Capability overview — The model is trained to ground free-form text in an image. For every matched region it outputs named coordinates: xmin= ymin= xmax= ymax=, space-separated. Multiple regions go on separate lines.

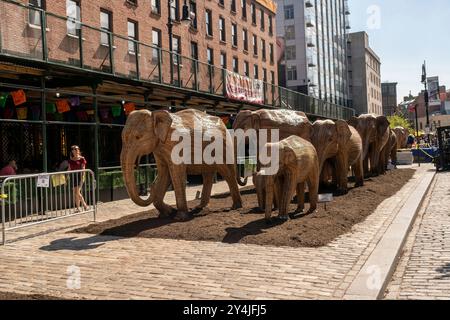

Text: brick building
xmin=3 ymin=0 xmax=278 ymax=85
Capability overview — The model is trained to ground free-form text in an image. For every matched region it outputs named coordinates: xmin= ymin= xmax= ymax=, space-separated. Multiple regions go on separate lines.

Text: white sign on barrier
xmin=318 ymin=194 xmax=333 ymax=203
xmin=37 ymin=175 xmax=50 ymax=188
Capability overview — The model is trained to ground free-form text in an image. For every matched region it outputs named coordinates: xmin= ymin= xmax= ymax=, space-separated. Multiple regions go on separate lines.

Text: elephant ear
xmin=376 ymin=116 xmax=390 ymax=135
xmin=336 ymin=120 xmax=352 ymax=147
xmin=251 ymin=113 xmax=261 ymax=130
xmin=348 ymin=116 xmax=359 ymax=128
xmin=233 ymin=110 xmax=251 ymax=130
xmin=153 ymin=110 xmax=173 ymax=142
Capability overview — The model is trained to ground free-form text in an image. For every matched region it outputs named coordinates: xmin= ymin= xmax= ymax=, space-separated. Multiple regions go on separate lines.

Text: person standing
xmin=68 ymin=145 xmax=88 ymax=212
xmin=0 ymin=160 xmax=18 ymax=176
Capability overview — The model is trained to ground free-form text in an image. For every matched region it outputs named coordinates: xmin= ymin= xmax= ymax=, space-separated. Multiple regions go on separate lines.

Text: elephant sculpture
xmin=349 ymin=114 xmax=390 ymax=176
xmin=254 ymin=135 xmax=319 ymax=221
xmin=121 ymin=109 xmax=242 ymax=221
xmin=233 ymin=109 xmax=312 ymax=141
xmin=233 ymin=109 xmax=313 ymax=186
xmin=310 ymin=119 xmax=352 ymax=194
xmin=393 ymin=126 xmax=409 ymax=149
xmin=383 ymin=129 xmax=398 ymax=170
xmin=317 ymin=122 xmax=364 ymax=193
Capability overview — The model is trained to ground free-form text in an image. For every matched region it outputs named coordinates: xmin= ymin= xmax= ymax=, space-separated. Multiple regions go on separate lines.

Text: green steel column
xmin=93 ymin=84 xmax=99 ymax=202
xmin=41 ymin=77 xmax=47 ymax=172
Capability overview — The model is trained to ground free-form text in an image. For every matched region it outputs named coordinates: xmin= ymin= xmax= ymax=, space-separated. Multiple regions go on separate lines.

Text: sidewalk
xmin=0 ymin=165 xmax=434 ymax=300
xmin=385 ymin=170 xmax=450 ymax=300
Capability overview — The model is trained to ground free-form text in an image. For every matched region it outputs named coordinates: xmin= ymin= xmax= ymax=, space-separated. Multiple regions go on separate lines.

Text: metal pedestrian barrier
xmin=1 ymin=169 xmax=97 ymax=245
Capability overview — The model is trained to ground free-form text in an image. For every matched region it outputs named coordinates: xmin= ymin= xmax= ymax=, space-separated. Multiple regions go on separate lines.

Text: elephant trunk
xmin=121 ymin=147 xmax=155 ymax=207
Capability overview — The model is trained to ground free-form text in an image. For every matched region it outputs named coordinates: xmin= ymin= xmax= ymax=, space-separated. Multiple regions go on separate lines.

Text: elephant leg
xmin=307 ymin=167 xmax=319 ymax=214
xmin=169 ymin=165 xmax=189 ymax=221
xmin=198 ymin=173 xmax=214 ymax=209
xmin=337 ymin=153 xmax=350 ymax=194
xmin=218 ymin=164 xmax=243 ymax=209
xmin=152 ymin=163 xmax=175 ymax=218
xmin=296 ymin=182 xmax=305 ymax=213
xmin=273 ymin=177 xmax=280 ymax=210
xmin=354 ymin=155 xmax=364 ymax=187
xmin=369 ymin=147 xmax=380 ymax=176
xmin=363 ymin=157 xmax=370 ymax=178
xmin=278 ymin=172 xmax=295 ymax=220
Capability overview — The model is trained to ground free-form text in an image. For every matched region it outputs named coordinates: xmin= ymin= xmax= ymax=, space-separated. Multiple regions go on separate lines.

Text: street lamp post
xmin=421 ymin=60 xmax=430 ymax=136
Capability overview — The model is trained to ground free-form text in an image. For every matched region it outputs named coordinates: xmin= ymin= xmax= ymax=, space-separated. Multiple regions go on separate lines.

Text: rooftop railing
xmin=0 ymin=0 xmax=355 ymax=120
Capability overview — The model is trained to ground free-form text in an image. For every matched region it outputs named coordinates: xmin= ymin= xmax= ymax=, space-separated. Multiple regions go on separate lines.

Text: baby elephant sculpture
xmin=255 ymin=136 xmax=319 ymax=221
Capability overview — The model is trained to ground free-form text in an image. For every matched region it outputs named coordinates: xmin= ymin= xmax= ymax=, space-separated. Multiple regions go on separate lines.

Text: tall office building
xmin=347 ymin=31 xmax=382 ymax=115
xmin=382 ymin=82 xmax=398 ymax=116
xmin=275 ymin=0 xmax=351 ymax=107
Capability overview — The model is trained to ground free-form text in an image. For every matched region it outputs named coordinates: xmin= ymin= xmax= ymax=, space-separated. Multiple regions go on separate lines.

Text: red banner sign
xmin=225 ymin=71 xmax=264 ymax=105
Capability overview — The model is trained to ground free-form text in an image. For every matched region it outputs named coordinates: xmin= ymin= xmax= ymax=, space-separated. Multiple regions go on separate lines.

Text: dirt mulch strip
xmin=0 ymin=292 xmax=62 ymax=300
xmin=74 ymin=169 xmax=415 ymax=248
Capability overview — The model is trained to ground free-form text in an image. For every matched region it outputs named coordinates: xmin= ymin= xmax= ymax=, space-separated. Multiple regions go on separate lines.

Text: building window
xmin=233 ymin=56 xmax=239 ymax=73
xmin=29 ymin=0 xmax=45 ymax=26
xmin=152 ymin=28 xmax=161 ymax=61
xmin=244 ymin=61 xmax=249 ymax=77
xmin=268 ymin=15 xmax=273 ymax=35
xmin=260 ymin=9 xmax=264 ymax=30
xmin=220 ymin=52 xmax=227 ymax=69
xmin=284 ymin=5 xmax=294 ymax=20
xmin=219 ymin=17 xmax=226 ymax=41
xmin=205 ymin=9 xmax=213 ymax=36
xmin=151 ymin=0 xmax=160 ymax=14
xmin=128 ymin=20 xmax=138 ymax=53
xmin=271 ymin=71 xmax=275 ymax=84
xmin=219 ymin=0 xmax=224 ymax=6
xmin=170 ymin=0 xmax=180 ymax=20
xmin=231 ymin=0 xmax=236 ymax=12
xmin=207 ymin=48 xmax=214 ymax=65
xmin=287 ymin=65 xmax=297 ymax=81
xmin=231 ymin=23 xmax=238 ymax=47
xmin=251 ymin=2 xmax=256 ymax=25
xmin=263 ymin=68 xmax=267 ymax=82
xmin=173 ymin=35 xmax=181 ymax=65
xmin=243 ymin=29 xmax=248 ymax=51
xmin=285 ymin=25 xmax=295 ymax=40
xmin=252 ymin=34 xmax=258 ymax=56
xmin=191 ymin=41 xmax=198 ymax=60
xmin=253 ymin=64 xmax=259 ymax=79
xmin=261 ymin=39 xmax=266 ymax=60
xmin=66 ymin=0 xmax=81 ymax=36
xmin=269 ymin=43 xmax=274 ymax=63
xmin=242 ymin=0 xmax=247 ymax=19
xmin=190 ymin=1 xmax=197 ymax=29
xmin=100 ymin=10 xmax=112 ymax=46
xmin=285 ymin=46 xmax=296 ymax=60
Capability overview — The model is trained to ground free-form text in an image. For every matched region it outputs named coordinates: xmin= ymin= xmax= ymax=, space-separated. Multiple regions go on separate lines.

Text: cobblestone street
xmin=385 ymin=171 xmax=450 ymax=300
xmin=0 ymin=165 xmax=437 ymax=300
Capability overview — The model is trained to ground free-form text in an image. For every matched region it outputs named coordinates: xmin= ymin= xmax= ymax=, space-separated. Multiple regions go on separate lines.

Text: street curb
xmin=343 ymin=169 xmax=436 ymax=300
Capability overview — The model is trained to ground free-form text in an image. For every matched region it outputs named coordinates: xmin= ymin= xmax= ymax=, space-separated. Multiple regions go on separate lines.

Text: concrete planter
xmin=397 ymin=150 xmax=414 ymax=165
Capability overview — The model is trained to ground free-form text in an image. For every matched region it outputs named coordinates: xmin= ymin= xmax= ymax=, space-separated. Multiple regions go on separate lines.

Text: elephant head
xmin=120 ymin=110 xmax=173 ymax=207
xmin=232 ymin=110 xmax=261 ymax=132
xmin=311 ymin=120 xmax=348 ymax=173
xmin=348 ymin=115 xmax=377 ymax=160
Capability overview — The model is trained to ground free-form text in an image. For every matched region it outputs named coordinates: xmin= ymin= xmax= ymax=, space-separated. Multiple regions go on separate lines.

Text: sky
xmin=348 ymin=0 xmax=450 ymax=103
